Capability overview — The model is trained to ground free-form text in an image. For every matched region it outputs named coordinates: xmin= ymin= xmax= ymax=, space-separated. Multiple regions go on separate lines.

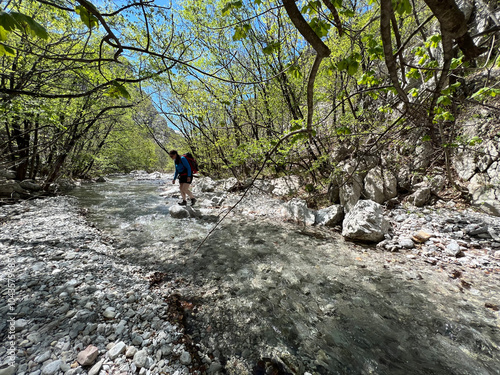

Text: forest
xmin=1 ymin=0 xmax=499 ymax=202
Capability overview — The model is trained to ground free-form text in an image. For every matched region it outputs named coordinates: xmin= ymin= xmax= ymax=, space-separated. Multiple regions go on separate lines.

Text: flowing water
xmin=70 ymin=176 xmax=500 ymax=375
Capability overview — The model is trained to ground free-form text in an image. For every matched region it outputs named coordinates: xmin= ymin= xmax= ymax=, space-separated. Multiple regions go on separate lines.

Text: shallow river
xmin=70 ymin=176 xmax=500 ymax=375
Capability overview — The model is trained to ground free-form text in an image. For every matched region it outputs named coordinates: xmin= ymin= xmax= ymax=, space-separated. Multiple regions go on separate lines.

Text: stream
xmin=69 ymin=176 xmax=500 ymax=375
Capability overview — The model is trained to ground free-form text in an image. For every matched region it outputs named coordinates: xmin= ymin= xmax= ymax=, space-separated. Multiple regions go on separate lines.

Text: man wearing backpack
xmin=169 ymin=150 xmax=197 ymax=206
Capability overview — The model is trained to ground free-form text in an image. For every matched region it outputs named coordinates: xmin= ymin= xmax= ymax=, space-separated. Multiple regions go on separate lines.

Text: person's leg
xmin=179 ymin=183 xmax=187 ymax=201
xmin=184 ymin=184 xmax=195 ymax=199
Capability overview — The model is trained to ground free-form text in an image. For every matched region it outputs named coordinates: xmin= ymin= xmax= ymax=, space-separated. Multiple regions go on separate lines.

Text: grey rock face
xmin=315 ymin=205 xmax=344 ymax=227
xmin=469 ymin=174 xmax=500 ymax=216
xmin=363 ymin=167 xmax=398 ymax=204
xmin=179 ymin=351 xmax=192 ymax=365
xmin=342 ymin=200 xmax=390 ymax=242
xmin=409 ymin=187 xmax=431 ymax=207
xmin=284 ymin=199 xmax=316 ymax=226
xmin=0 ymin=169 xmax=16 ymax=179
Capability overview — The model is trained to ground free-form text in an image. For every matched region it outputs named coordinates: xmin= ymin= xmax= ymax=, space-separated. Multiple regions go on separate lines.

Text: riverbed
xmin=1 ymin=175 xmax=499 ymax=375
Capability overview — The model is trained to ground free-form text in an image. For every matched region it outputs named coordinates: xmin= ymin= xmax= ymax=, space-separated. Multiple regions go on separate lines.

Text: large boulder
xmin=315 ymin=205 xmax=344 ymax=227
xmin=197 ymin=177 xmax=216 ymax=192
xmin=20 ymin=180 xmax=42 ymax=191
xmin=363 ymin=167 xmax=397 ymax=203
xmin=408 ymin=186 xmax=431 ymax=207
xmin=342 ymin=200 xmax=389 ymax=242
xmin=0 ymin=180 xmax=28 ymax=197
xmin=284 ymin=199 xmax=315 ymax=226
xmin=169 ymin=205 xmax=191 ymax=219
xmin=469 ymin=173 xmax=500 ymax=216
xmin=270 ymin=176 xmax=301 ymax=196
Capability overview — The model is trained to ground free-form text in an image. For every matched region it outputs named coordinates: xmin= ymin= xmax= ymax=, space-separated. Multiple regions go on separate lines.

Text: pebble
xmin=108 ymin=341 xmax=126 ymax=360
xmin=180 ymin=351 xmax=192 ymax=365
xmin=41 ymin=360 xmax=61 ymax=375
xmin=446 ymin=241 xmax=462 ymax=257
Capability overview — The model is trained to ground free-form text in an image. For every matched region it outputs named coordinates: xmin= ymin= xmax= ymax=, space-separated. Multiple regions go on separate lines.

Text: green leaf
xmin=254 ymin=0 xmax=262 ymax=4
xmin=232 ymin=24 xmax=251 ymax=41
xmin=309 ymin=17 xmax=330 ymax=38
xmin=106 ymin=81 xmax=131 ymax=99
xmin=421 ymin=135 xmax=431 ymax=142
xmin=288 ymin=65 xmax=302 ymax=79
xmin=0 ymin=26 xmax=8 ymax=41
xmin=222 ymin=1 xmax=243 ymax=15
xmin=0 ymin=43 xmax=16 ymax=57
xmin=10 ymin=12 xmax=48 ymax=39
xmin=0 ymin=12 xmax=17 ymax=33
xmin=75 ymin=6 xmax=99 ymax=29
xmin=409 ymin=88 xmax=419 ymax=97
xmin=263 ymin=42 xmax=280 ymax=55
xmin=436 ymin=95 xmax=451 ymax=106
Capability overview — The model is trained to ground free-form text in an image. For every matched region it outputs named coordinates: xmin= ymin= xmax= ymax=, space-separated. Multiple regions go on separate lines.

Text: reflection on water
xmin=70 ymin=177 xmax=500 ymax=375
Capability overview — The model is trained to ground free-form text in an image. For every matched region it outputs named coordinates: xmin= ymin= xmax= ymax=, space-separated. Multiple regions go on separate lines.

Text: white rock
xmin=363 ymin=167 xmax=397 ymax=204
xmin=103 ymin=307 xmax=116 ymax=319
xmin=315 ymin=205 xmax=344 ymax=226
xmin=108 ymin=341 xmax=126 ymax=360
xmin=134 ymin=349 xmax=148 ymax=368
xmin=284 ymin=199 xmax=315 ymax=225
xmin=126 ymin=346 xmax=138 ymax=358
xmin=88 ymin=359 xmax=104 ymax=375
xmin=168 ymin=205 xmax=190 ymax=219
xmin=409 ymin=187 xmax=431 ymax=207
xmin=0 ymin=366 xmax=16 ymax=375
xmin=341 ymin=200 xmax=390 ymax=242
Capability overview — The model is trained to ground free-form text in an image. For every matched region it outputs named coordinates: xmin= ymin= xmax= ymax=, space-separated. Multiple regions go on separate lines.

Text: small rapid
xmin=70 ymin=176 xmax=500 ymax=375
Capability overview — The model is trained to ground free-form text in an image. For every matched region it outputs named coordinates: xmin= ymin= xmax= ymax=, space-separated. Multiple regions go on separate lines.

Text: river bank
xmin=1 ymin=175 xmax=500 ymax=375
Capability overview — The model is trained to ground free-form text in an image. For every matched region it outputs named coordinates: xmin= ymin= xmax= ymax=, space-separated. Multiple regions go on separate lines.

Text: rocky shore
xmin=1 ymin=173 xmax=499 ymax=375
xmin=0 ymin=196 xmax=216 ymax=375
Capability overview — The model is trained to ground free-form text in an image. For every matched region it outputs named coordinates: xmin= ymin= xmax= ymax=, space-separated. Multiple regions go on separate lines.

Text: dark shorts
xmin=179 ymin=175 xmax=192 ymax=184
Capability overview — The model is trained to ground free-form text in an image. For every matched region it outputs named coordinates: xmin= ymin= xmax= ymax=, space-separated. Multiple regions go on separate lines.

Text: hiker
xmin=169 ymin=150 xmax=196 ymax=206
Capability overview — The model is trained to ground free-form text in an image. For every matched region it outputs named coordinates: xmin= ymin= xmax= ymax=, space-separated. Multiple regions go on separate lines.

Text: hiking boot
xmin=191 ymin=198 xmax=197 ymax=206
xmin=178 ymin=200 xmax=187 ymax=206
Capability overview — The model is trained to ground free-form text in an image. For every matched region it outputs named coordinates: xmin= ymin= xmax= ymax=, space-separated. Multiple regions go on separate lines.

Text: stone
xmin=446 ymin=241 xmax=462 ymax=257
xmin=35 ymin=350 xmax=52 ymax=363
xmin=494 ymin=250 xmax=500 ymax=259
xmin=169 ymin=205 xmax=190 ymax=219
xmin=409 ymin=187 xmax=431 ymax=207
xmin=269 ymin=176 xmax=300 ymax=196
xmin=469 ymin=174 xmax=500 ymax=216
xmin=208 ymin=362 xmax=223 ymax=374
xmin=363 ymin=167 xmax=397 ymax=204
xmin=426 ymin=175 xmax=446 ymax=194
xmin=20 ymin=180 xmax=42 ymax=191
xmin=399 ymin=238 xmax=415 ymax=249
xmin=284 ymin=199 xmax=315 ymax=225
xmin=0 ymin=366 xmax=16 ymax=375
xmin=315 ymin=205 xmax=344 ymax=227
xmin=88 ymin=359 xmax=104 ymax=375
xmin=103 ymin=307 xmax=116 ymax=319
xmin=341 ymin=200 xmax=390 ymax=242
xmin=339 ymin=166 xmax=363 ymax=213
xmin=126 ymin=346 xmax=138 ymax=358
xmin=96 ymin=176 xmax=106 ymax=183
xmin=179 ymin=351 xmax=192 ymax=365
xmin=0 ymin=169 xmax=16 ymax=179
xmin=77 ymin=345 xmax=99 ymax=366
xmin=412 ymin=230 xmax=432 ymax=243
xmin=108 ymin=341 xmax=126 ymax=360
xmin=41 ymin=360 xmax=62 ymax=375
xmin=198 ymin=177 xmax=216 ymax=192
xmin=134 ymin=350 xmax=148 ymax=368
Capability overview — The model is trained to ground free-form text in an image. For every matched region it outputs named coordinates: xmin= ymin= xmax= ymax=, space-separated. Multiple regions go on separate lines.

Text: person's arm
xmin=173 ymin=164 xmax=178 ymax=182
xmin=181 ymin=156 xmax=192 ymax=177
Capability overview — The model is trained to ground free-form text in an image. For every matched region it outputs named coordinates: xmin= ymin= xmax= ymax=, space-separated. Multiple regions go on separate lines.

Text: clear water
xmin=70 ymin=176 xmax=500 ymax=375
